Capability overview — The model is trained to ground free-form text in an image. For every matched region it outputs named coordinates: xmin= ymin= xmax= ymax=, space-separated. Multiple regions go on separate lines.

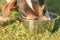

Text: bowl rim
xmin=19 ymin=12 xmax=59 ymax=22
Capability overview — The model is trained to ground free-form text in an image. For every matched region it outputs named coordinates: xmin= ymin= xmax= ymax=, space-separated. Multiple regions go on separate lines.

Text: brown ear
xmin=2 ymin=4 xmax=12 ymax=19
xmin=2 ymin=4 xmax=9 ymax=19
xmin=2 ymin=0 xmax=16 ymax=19
xmin=2 ymin=6 xmax=11 ymax=19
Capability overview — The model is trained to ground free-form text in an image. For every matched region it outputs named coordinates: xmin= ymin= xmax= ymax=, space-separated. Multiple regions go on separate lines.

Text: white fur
xmin=26 ymin=0 xmax=34 ymax=11
xmin=0 ymin=16 xmax=9 ymax=21
xmin=6 ymin=0 xmax=11 ymax=3
xmin=45 ymin=11 xmax=51 ymax=20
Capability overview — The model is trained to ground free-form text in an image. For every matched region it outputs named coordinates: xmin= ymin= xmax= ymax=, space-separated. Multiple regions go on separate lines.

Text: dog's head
xmin=2 ymin=0 xmax=48 ymax=20
xmin=17 ymin=0 xmax=46 ymax=20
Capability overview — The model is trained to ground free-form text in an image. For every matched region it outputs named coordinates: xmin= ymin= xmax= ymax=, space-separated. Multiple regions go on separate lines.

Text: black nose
xmin=38 ymin=0 xmax=44 ymax=6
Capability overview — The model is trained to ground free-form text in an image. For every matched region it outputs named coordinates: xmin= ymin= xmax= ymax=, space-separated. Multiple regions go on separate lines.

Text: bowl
xmin=20 ymin=12 xmax=59 ymax=34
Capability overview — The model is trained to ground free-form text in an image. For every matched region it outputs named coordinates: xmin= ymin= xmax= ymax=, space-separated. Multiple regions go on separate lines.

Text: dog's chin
xmin=6 ymin=0 xmax=11 ymax=3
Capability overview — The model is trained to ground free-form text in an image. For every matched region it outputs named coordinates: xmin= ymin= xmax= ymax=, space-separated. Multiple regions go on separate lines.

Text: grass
xmin=0 ymin=0 xmax=60 ymax=40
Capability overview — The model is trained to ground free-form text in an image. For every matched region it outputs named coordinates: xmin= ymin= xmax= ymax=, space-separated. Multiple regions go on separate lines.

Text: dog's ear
xmin=2 ymin=0 xmax=16 ymax=19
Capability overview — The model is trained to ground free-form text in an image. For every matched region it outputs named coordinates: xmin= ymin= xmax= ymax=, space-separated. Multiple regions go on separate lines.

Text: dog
xmin=1 ymin=0 xmax=50 ymax=20
xmin=17 ymin=0 xmax=50 ymax=20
